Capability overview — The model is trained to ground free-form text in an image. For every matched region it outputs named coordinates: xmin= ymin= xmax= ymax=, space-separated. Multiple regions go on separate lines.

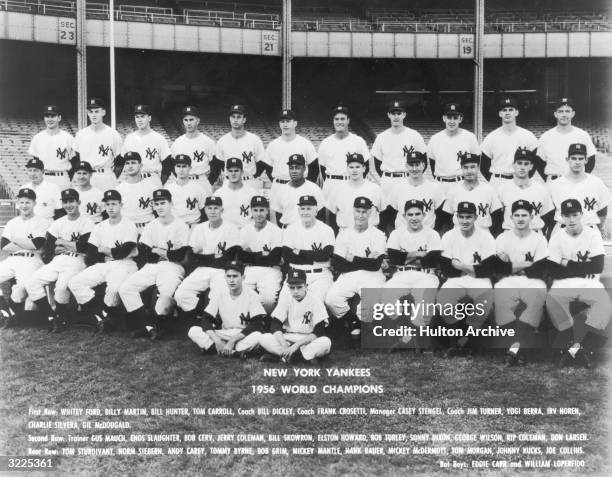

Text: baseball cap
xmin=353 ymin=196 xmax=373 ymax=209
xmin=511 ymin=200 xmax=533 ymax=214
xmin=174 ymin=154 xmax=191 ymax=166
xmin=26 ymin=157 xmax=44 ymax=170
xmin=87 ymin=98 xmax=105 ymax=109
xmin=404 ymin=199 xmax=424 ymax=212
xmin=204 ymin=196 xmax=222 ymax=207
xmin=74 ymin=161 xmax=93 ymax=173
xmin=333 ymin=105 xmax=350 ymax=117
xmin=568 ymin=143 xmax=587 ymax=156
xmin=279 ymin=109 xmax=296 ymax=120
xmin=225 ymin=261 xmax=245 ymax=274
xmin=460 ymin=152 xmax=480 ymax=165
xmin=499 ymin=97 xmax=518 ymax=110
xmin=226 ymin=157 xmax=243 ymax=170
xmin=556 ymin=97 xmax=574 ymax=110
xmin=251 ymin=195 xmax=269 ymax=208
xmin=444 ymin=103 xmax=462 ymax=116
xmin=133 ymin=104 xmax=150 ymax=115
xmin=102 ymin=189 xmax=121 ymax=202
xmin=287 ymin=154 xmax=306 ymax=166
xmin=561 ymin=198 xmax=582 ymax=215
xmin=346 ymin=153 xmax=365 ymax=165
xmin=406 ymin=151 xmax=426 ymax=164
xmin=514 ymin=148 xmax=535 ymax=162
xmin=229 ymin=104 xmax=245 ymax=115
xmin=123 ymin=151 xmax=142 ymax=163
xmin=298 ymin=195 xmax=317 ymax=207
xmin=43 ymin=105 xmax=60 ymax=115
xmin=152 ymin=189 xmax=171 ymax=202
xmin=61 ymin=189 xmax=79 ymax=202
xmin=457 ymin=201 xmax=477 ymax=215
xmin=286 ymin=268 xmax=307 ymax=284
xmin=17 ymin=188 xmax=36 ymax=200
xmin=182 ymin=105 xmax=200 ymax=118
xmin=388 ymin=100 xmax=406 ymax=113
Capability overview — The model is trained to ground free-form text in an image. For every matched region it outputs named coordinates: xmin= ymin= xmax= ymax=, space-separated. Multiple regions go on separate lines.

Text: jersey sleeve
xmin=585 ymin=134 xmax=597 ymax=158
xmin=262 ymin=142 xmax=274 ymax=167
xmin=468 ymin=131 xmax=481 ymax=154
xmin=311 ymin=297 xmax=329 ymax=326
xmin=304 ymin=138 xmax=317 ymax=164
xmin=139 ymin=223 xmax=154 ymax=247
xmin=432 ymin=182 xmax=445 ymax=209
xmin=370 ymin=135 xmax=382 ymax=160
xmin=47 ymin=219 xmax=61 ymax=239
xmin=547 ymin=234 xmax=563 ymax=264
xmin=373 ymin=229 xmax=388 ymax=256
xmin=495 ymin=233 xmax=507 ymax=254
xmin=326 ymin=187 xmax=339 ymax=213
xmin=225 ymin=224 xmax=241 ymax=249
xmin=271 ymin=291 xmax=289 ymax=324
xmin=254 ymin=135 xmax=265 ymax=162
xmin=125 ymin=220 xmax=139 ymax=243
xmin=539 ymin=185 xmax=554 ymax=215
xmin=214 ymin=138 xmax=226 ymax=161
xmin=442 ymin=186 xmax=456 ymax=214
xmin=112 ymin=130 xmax=123 ymax=158
xmin=204 ymin=288 xmax=220 ymax=317
xmin=481 ymin=232 xmax=496 ymax=259
xmin=387 ymin=183 xmax=400 ymax=211
xmin=334 ymin=230 xmax=349 ymax=256
xmin=27 ymin=136 xmax=37 ymax=156
xmin=533 ymin=234 xmax=548 ymax=262
xmin=440 ymin=231 xmax=453 ymax=258
xmin=269 ymin=223 xmax=282 ymax=248
xmin=526 ymin=130 xmax=539 ymax=151
xmin=596 ymin=178 xmax=612 ymax=211
xmin=489 ymin=186 xmax=502 ymax=212
xmin=386 ymin=230 xmax=400 ymax=251
xmin=317 ymin=139 xmax=329 ymax=168
xmin=188 ymin=225 xmax=203 ymax=251
xmin=270 ymin=186 xmax=283 ymax=213
xmin=413 ymin=131 xmax=427 ymax=153
xmin=313 ymin=184 xmax=326 ymax=211
xmin=238 ymin=226 xmax=250 ymax=248
xmin=88 ymin=224 xmax=101 ymax=247
xmin=357 ymin=136 xmax=372 ymax=160
xmin=428 ymin=230 xmax=443 ymax=251
xmin=589 ymin=229 xmax=605 ymax=256
xmin=248 ymin=291 xmax=266 ymax=317
xmin=480 ymin=132 xmax=493 ymax=157
xmin=2 ymin=220 xmax=14 ymax=241
xmin=321 ymin=224 xmax=335 ymax=247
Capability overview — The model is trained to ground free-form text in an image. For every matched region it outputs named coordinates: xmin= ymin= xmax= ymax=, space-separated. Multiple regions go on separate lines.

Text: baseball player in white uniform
xmin=212 ymin=104 xmax=265 ymax=190
xmin=71 ymin=161 xmax=105 ymax=224
xmin=237 ymin=196 xmax=283 ymax=313
xmin=169 ymin=105 xmax=216 ymax=195
xmin=68 ymin=190 xmax=138 ymax=330
xmin=165 ymin=154 xmax=207 ymax=228
xmin=497 ymin=148 xmax=554 ymax=235
xmin=0 ymin=188 xmax=48 ymax=326
xmin=260 ymin=109 xmax=319 ymax=204
xmin=437 ymin=201 xmax=496 ymax=355
xmin=24 ymin=189 xmax=93 ymax=332
xmin=388 ymin=151 xmax=444 ymax=232
xmin=325 ymin=197 xmax=386 ymax=340
xmin=493 ymin=200 xmax=548 ymax=365
xmin=427 ymin=103 xmax=480 ymax=194
xmin=549 ymin=143 xmax=611 ymax=237
xmin=173 ymin=196 xmax=240 ymax=322
xmin=480 ymin=97 xmax=538 ymax=187
xmin=187 ymin=261 xmax=265 ymax=357
xmin=22 ymin=157 xmax=62 ymax=221
xmin=121 ymin=104 xmax=171 ymax=186
xmin=546 ymin=199 xmax=612 ymax=369
xmin=119 ymin=189 xmax=190 ymax=340
xmin=214 ymin=157 xmax=257 ymax=230
xmin=72 ymin=98 xmax=122 ymax=191
xmin=326 ymin=153 xmax=382 ymax=232
xmin=270 ymin=154 xmax=325 ymax=227
xmin=318 ymin=105 xmax=371 ymax=200
xmin=116 ymin=151 xmax=157 ymax=231
xmin=259 ymin=269 xmax=331 ymax=363
xmin=281 ymin=195 xmax=335 ymax=302
xmin=536 ymin=98 xmax=597 ymax=180
xmin=28 ymin=104 xmax=73 ymax=189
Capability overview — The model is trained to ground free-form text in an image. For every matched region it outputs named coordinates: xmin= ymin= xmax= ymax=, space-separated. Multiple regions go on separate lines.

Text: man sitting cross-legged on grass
xmin=187 ymin=261 xmax=266 ymax=358
xmin=259 ymin=269 xmax=331 ymax=364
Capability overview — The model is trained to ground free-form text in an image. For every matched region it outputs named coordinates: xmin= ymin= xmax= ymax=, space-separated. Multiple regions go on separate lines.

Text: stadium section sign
xmin=459 ymin=34 xmax=474 ymax=58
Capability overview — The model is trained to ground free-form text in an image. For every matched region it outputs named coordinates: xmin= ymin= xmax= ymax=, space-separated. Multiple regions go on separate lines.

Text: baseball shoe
xmin=148 ymin=326 xmax=162 ymax=341
xmin=259 ymin=353 xmax=278 ymax=363
xmin=130 ymin=328 xmax=149 ymax=339
xmin=557 ymin=350 xmax=574 ymax=368
xmin=50 ymin=317 xmax=67 ymax=333
xmin=236 ymin=351 xmax=250 ymax=360
xmin=0 ymin=311 xmax=13 ymax=329
xmin=504 ymin=350 xmax=519 ymax=367
xmin=575 ymin=348 xmax=595 ymax=369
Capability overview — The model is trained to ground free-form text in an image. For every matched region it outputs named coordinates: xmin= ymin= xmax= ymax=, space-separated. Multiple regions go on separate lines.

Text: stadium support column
xmin=473 ymin=0 xmax=484 ymax=141
xmin=76 ymin=0 xmax=87 ymax=129
xmin=282 ymin=0 xmax=292 ymax=109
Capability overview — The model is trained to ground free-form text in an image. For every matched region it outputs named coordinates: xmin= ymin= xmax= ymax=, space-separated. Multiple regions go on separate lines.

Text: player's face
xmin=461 ymin=162 xmax=479 ymax=180
xmin=225 ymin=269 xmax=243 ymax=291
xmin=205 ymin=205 xmax=222 ymax=221
xmin=73 ymin=170 xmax=92 ymax=187
xmin=134 ymin=113 xmax=150 ymax=130
xmin=443 ymin=113 xmax=462 ymax=131
xmin=62 ymin=199 xmax=79 ymax=216
xmin=511 ymin=209 xmax=531 ymax=230
xmin=288 ymin=163 xmax=306 ymax=181
xmin=182 ymin=115 xmax=200 ymax=133
xmin=387 ymin=110 xmax=406 ymax=126
xmin=153 ymin=199 xmax=171 ymax=217
xmin=104 ymin=199 xmax=121 ymax=217
xmin=404 ymin=207 xmax=424 ymax=231
xmin=554 ymin=106 xmax=575 ymax=126
xmin=347 ymin=162 xmax=365 ymax=180
xmin=457 ymin=212 xmax=476 ymax=231
xmin=123 ymin=159 xmax=142 ymax=176
xmin=567 ymin=154 xmax=586 ymax=173
xmin=251 ymin=206 xmax=268 ymax=225
xmin=333 ymin=113 xmax=349 ymax=133
xmin=43 ymin=113 xmax=60 ymax=130
xmin=407 ymin=161 xmax=424 ymax=177
xmin=27 ymin=167 xmax=44 ymax=184
xmin=512 ymin=159 xmax=532 ymax=179
xmin=229 ymin=113 xmax=246 ymax=130
xmin=353 ymin=207 xmax=371 ymax=227
xmin=289 ymin=282 xmax=308 ymax=301
xmin=17 ymin=197 xmax=35 ymax=215
xmin=226 ymin=166 xmax=243 ymax=183
xmin=499 ymin=107 xmax=519 ymax=124
xmin=174 ymin=163 xmax=191 ymax=179
xmin=87 ymin=107 xmax=105 ymax=125
xmin=298 ymin=205 xmax=317 ymax=223
xmin=279 ymin=119 xmax=296 ymax=134
xmin=562 ymin=211 xmax=582 ymax=233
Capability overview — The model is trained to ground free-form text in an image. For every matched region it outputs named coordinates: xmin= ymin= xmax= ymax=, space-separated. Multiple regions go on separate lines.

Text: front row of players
xmin=0 ymin=184 xmax=610 ymax=368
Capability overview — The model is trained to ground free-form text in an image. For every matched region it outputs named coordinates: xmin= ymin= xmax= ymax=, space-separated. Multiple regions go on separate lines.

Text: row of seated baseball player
xmin=0 ymin=179 xmax=609 ymax=369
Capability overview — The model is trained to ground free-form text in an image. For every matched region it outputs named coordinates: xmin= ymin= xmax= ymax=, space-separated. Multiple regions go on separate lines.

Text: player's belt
xmin=61 ymin=252 xmax=81 ymax=258
xmin=10 ymin=251 xmax=35 ymax=257
xmin=135 ymin=222 xmax=149 ymax=229
xmin=396 ymin=265 xmax=432 ymax=274
xmin=273 ymin=178 xmax=290 ymax=184
xmin=93 ymin=167 xmax=106 ymax=174
xmin=303 ymin=268 xmax=324 ymax=274
xmin=547 ymin=174 xmax=561 ymax=181
xmin=44 ymin=170 xmax=67 ymax=176
xmin=492 ymin=173 xmax=513 ymax=179
xmin=326 ymin=174 xmax=347 ymax=180
xmin=188 ymin=174 xmax=205 ymax=180
xmin=434 ymin=175 xmax=462 ymax=182
xmin=242 ymin=174 xmax=254 ymax=181
xmin=382 ymin=171 xmax=408 ymax=177
xmin=142 ymin=171 xmax=160 ymax=178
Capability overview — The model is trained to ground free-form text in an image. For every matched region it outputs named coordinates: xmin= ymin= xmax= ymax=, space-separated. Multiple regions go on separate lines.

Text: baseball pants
xmin=87 ymin=170 xmax=117 ymax=192
xmin=546 ymin=278 xmax=612 ymax=332
xmin=25 ymin=255 xmax=86 ymax=305
xmin=325 ymin=270 xmax=386 ymax=319
xmin=243 ymin=265 xmax=282 ymax=313
xmin=380 ymin=175 xmax=408 ymax=209
xmin=259 ymin=333 xmax=331 ymax=361
xmin=322 ymin=177 xmax=346 ymax=200
xmin=44 ymin=171 xmax=71 ymax=190
xmin=68 ymin=259 xmax=137 ymax=307
xmin=0 ymin=256 xmax=44 ymax=303
xmin=174 ymin=266 xmax=226 ymax=312
xmin=187 ymin=327 xmax=262 ymax=352
xmin=436 ymin=276 xmax=493 ymax=327
xmin=488 ymin=175 xmax=513 ymax=190
xmin=280 ymin=269 xmax=333 ymax=303
xmin=119 ymin=262 xmax=185 ymax=315
xmin=494 ymin=275 xmax=547 ymax=327
xmin=382 ymin=270 xmax=440 ymax=326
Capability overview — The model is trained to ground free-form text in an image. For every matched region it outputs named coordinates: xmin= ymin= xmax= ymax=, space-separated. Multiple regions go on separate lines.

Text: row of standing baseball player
xmin=0 ymin=182 xmax=609 ymax=368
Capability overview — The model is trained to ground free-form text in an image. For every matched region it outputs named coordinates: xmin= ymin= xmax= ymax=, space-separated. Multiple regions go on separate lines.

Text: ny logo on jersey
xmin=531 ymin=201 xmax=542 ymax=215
xmin=56 ymin=147 xmax=68 ymax=160
xmin=583 ymin=197 xmax=597 ymax=212
xmin=456 ymin=151 xmax=465 ymax=163
xmin=311 ymin=242 xmax=323 ymax=252
xmin=114 ymin=240 xmax=122 ymax=248
xmin=86 ymin=202 xmax=98 ymax=215
xmin=422 ymin=199 xmax=434 ymax=212
xmin=98 ymin=145 xmax=111 ymax=157
xmin=217 ymin=241 xmax=227 ymax=254
xmin=193 ymin=150 xmax=205 ymax=163
xmin=525 ymin=251 xmax=534 ymax=262
xmin=242 ymin=151 xmax=254 ymax=164
xmin=302 ymin=311 xmax=313 ymax=325
xmin=239 ymin=204 xmax=250 ymax=217
xmin=145 ymin=147 xmax=157 ymax=160
xmin=477 ymin=203 xmax=490 ymax=218
xmin=70 ymin=232 xmax=81 ymax=242
xmin=262 ymin=244 xmax=272 ymax=253
xmin=577 ymin=250 xmax=590 ymax=262
xmin=167 ymin=240 xmax=174 ymax=250
xmin=185 ymin=197 xmax=198 ymax=210
xmin=402 ymin=145 xmax=415 ymax=158
xmin=365 ymin=247 xmax=371 ymax=257
xmin=418 ymin=245 xmax=428 ymax=252
xmin=27 ymin=233 xmax=34 ymax=240
xmin=473 ymin=251 xmax=482 ymax=263
xmin=138 ymin=197 xmax=151 ymax=209
xmin=239 ymin=312 xmax=251 ymax=325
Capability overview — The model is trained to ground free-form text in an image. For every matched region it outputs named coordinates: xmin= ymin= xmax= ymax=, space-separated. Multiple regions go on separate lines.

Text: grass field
xmin=1 ymin=323 xmax=611 ymax=477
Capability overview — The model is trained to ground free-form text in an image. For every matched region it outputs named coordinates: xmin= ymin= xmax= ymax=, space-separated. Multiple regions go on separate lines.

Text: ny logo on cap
xmin=561 ymin=98 xmax=568 ymax=102
xmin=186 ymin=107 xmax=192 ymax=113
xmin=450 ymin=105 xmax=456 ymax=110
xmin=394 ymin=102 xmax=399 ymax=107
xmin=47 ymin=106 xmax=53 ymax=112
xmin=359 ymin=199 xmax=366 ymax=205
xmin=232 ymin=105 xmax=240 ymax=110
xmin=283 ymin=110 xmax=288 ymax=115
xmin=255 ymin=197 xmax=263 ymax=203
xmin=504 ymin=99 xmax=511 ymax=104
xmin=291 ymin=271 xmax=299 ymax=279
xmin=89 ymin=99 xmax=95 ymax=105
xmin=518 ymin=200 xmax=525 ymax=207
xmin=336 ymin=106 xmax=342 ymax=111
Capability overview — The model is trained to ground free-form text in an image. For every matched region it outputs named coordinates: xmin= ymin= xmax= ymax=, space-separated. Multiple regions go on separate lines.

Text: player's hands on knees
xmin=282 ymin=344 xmax=300 ymax=360
xmin=497 ymin=252 xmax=510 ymax=262
xmin=220 ymin=341 xmax=235 ymax=357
